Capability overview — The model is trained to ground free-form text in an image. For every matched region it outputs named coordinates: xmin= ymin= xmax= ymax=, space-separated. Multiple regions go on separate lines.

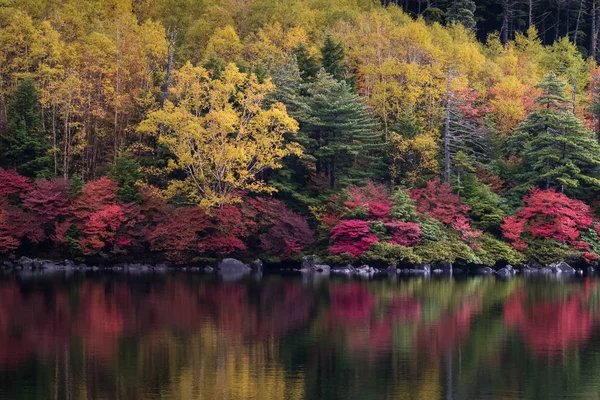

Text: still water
xmin=0 ymin=272 xmax=599 ymax=400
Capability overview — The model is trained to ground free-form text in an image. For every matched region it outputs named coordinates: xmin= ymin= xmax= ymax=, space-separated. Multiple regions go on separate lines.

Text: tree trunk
xmin=444 ymin=69 xmax=453 ymax=182
xmin=161 ymin=29 xmax=177 ymax=106
xmin=574 ymin=0 xmax=584 ymax=45
xmin=593 ymin=0 xmax=598 ymax=61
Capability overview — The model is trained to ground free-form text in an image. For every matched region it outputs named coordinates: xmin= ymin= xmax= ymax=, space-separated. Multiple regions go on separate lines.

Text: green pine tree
xmin=320 ymin=35 xmax=346 ymax=82
xmin=297 ymin=70 xmax=383 ymax=189
xmin=446 ymin=0 xmax=477 ymax=30
xmin=507 ymin=73 xmax=600 ymax=196
xmin=293 ymin=43 xmax=319 ymax=82
xmin=0 ymin=79 xmax=52 ymax=177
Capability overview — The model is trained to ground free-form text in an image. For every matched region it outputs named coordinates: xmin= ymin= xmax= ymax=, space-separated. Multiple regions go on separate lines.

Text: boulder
xmin=332 ymin=265 xmax=356 ymax=275
xmin=433 ymin=269 xmax=444 ymax=274
xmin=250 ymin=259 xmax=264 ymax=270
xmin=384 ymin=265 xmax=398 ymax=274
xmin=548 ymin=261 xmax=575 ymax=273
xmin=496 ymin=267 xmax=512 ymax=278
xmin=204 ymin=266 xmax=214 ymax=273
xmin=315 ymin=264 xmax=331 ymax=273
xmin=301 ymin=255 xmax=320 ymax=270
xmin=18 ymin=256 xmax=34 ymax=270
xmin=414 ymin=264 xmax=431 ymax=273
xmin=218 ymin=258 xmax=250 ymax=272
xmin=218 ymin=258 xmax=251 ymax=281
xmin=588 ymin=267 xmax=596 ymax=274
xmin=2 ymin=260 xmax=14 ymax=270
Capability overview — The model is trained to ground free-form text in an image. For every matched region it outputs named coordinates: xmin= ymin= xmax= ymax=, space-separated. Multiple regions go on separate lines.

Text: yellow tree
xmin=138 ymin=62 xmax=301 ymax=207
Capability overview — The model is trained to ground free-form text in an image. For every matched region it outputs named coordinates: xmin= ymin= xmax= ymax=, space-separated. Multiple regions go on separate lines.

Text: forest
xmin=3 ymin=0 xmax=600 ymax=267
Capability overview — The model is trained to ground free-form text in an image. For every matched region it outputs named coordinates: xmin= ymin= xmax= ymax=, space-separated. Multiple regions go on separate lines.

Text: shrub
xmin=476 ymin=233 xmax=524 ymax=266
xmin=362 ymin=242 xmax=422 ymax=265
xmin=330 ymin=220 xmax=379 ymax=257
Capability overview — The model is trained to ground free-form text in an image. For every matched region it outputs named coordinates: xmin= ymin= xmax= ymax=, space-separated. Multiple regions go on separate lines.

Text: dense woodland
xmin=4 ymin=0 xmax=600 ymax=266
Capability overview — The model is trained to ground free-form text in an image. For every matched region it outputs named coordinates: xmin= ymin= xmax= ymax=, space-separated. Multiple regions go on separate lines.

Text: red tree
xmin=502 ymin=188 xmax=593 ymax=250
xmin=260 ymin=207 xmax=314 ymax=259
xmin=410 ymin=178 xmax=471 ymax=225
xmin=385 ymin=221 xmax=422 ymax=247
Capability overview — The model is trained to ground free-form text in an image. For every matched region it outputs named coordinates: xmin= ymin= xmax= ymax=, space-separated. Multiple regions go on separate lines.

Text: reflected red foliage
xmin=329 ymin=284 xmax=377 ymax=323
xmin=504 ymin=287 xmax=594 ymax=356
xmin=0 ymin=278 xmax=314 ymax=367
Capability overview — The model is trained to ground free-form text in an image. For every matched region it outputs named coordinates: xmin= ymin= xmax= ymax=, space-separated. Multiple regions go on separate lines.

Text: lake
xmin=0 ymin=271 xmax=599 ymax=400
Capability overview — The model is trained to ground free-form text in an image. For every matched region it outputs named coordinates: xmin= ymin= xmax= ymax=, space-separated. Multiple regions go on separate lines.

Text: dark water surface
xmin=1 ymin=272 xmax=600 ymax=400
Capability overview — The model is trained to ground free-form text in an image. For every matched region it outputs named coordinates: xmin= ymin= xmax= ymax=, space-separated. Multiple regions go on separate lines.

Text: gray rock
xmin=2 ymin=260 xmax=14 ymax=269
xmin=154 ymin=263 xmax=168 ymax=271
xmin=204 ymin=266 xmax=214 ymax=273
xmin=384 ymin=265 xmax=398 ymax=274
xmin=433 ymin=269 xmax=443 ymax=273
xmin=332 ymin=265 xmax=356 ymax=275
xmin=577 ymin=269 xmax=583 ymax=275
xmin=549 ymin=261 xmax=575 ymax=273
xmin=315 ymin=264 xmax=331 ymax=273
xmin=505 ymin=264 xmax=513 ymax=271
xmin=301 ymin=255 xmax=320 ymax=270
xmin=588 ymin=266 xmax=596 ymax=274
xmin=218 ymin=258 xmax=250 ymax=271
xmin=476 ymin=267 xmax=494 ymax=275
xmin=540 ymin=267 xmax=553 ymax=274
xmin=250 ymin=259 xmax=264 ymax=270
xmin=18 ymin=256 xmax=34 ymax=269
xmin=218 ymin=258 xmax=251 ymax=281
xmin=496 ymin=267 xmax=512 ymax=278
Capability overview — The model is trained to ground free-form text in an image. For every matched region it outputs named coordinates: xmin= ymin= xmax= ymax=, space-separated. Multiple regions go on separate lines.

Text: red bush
xmin=345 ymin=182 xmax=391 ymax=220
xmin=502 ymin=188 xmax=593 ymax=250
xmin=330 ymin=220 xmax=379 ymax=257
xmin=385 ymin=221 xmax=422 ymax=247
xmin=260 ymin=208 xmax=314 ymax=259
xmin=22 ymin=179 xmax=70 ymax=223
xmin=410 ymin=178 xmax=470 ymax=225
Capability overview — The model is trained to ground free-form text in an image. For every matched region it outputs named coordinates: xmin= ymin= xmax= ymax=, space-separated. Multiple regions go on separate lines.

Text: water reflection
xmin=1 ymin=274 xmax=600 ymax=399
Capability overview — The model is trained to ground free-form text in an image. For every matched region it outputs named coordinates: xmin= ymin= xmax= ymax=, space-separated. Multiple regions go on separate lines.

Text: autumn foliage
xmin=502 ymin=188 xmax=594 ymax=252
xmin=0 ymin=168 xmax=312 ymax=262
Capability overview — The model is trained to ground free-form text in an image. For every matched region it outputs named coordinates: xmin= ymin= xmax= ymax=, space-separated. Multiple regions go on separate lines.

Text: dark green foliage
xmin=446 ymin=0 xmax=477 ymax=30
xmin=414 ymin=239 xmax=476 ymax=264
xmin=453 ymin=152 xmax=505 ymax=231
xmin=523 ymin=238 xmax=577 ymax=265
xmin=507 ymin=74 xmax=600 ymax=198
xmin=294 ymin=70 xmax=384 ymax=189
xmin=1 ymin=79 xmax=52 ymax=177
xmin=390 ymin=188 xmax=418 ymax=221
xmin=476 ymin=233 xmax=524 ymax=266
xmin=320 ymin=35 xmax=346 ymax=81
xmin=363 ymin=242 xmax=422 ymax=265
xmin=109 ymin=156 xmax=143 ymax=203
xmin=293 ymin=43 xmax=319 ymax=82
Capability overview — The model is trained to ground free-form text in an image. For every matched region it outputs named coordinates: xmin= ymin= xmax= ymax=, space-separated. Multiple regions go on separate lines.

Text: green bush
xmin=362 ymin=242 xmax=422 ymax=265
xmin=414 ymin=240 xmax=478 ymax=264
xmin=523 ymin=239 xmax=578 ymax=265
xmin=476 ymin=233 xmax=524 ymax=266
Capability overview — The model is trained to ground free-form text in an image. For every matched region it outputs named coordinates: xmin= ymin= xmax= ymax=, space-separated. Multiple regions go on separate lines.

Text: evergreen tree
xmin=0 ymin=79 xmax=52 ymax=177
xmin=293 ymin=43 xmax=319 ymax=82
xmin=296 ymin=70 xmax=383 ymax=189
xmin=320 ymin=35 xmax=346 ymax=81
xmin=507 ymin=73 xmax=600 ymax=197
xmin=446 ymin=0 xmax=477 ymax=30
